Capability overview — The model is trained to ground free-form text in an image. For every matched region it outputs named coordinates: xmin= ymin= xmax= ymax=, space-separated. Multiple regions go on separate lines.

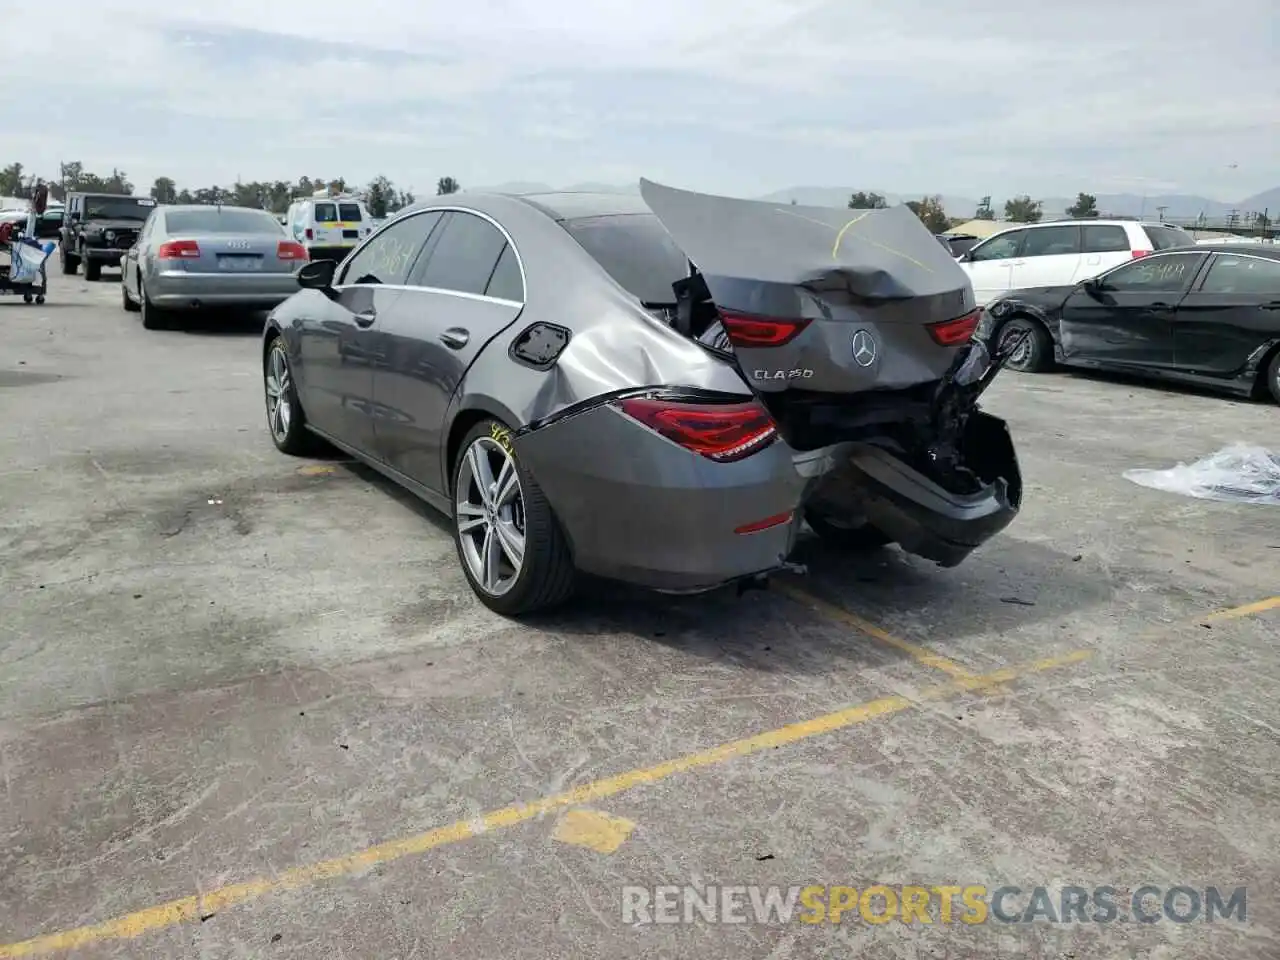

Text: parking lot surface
xmin=2 ymin=272 xmax=1278 ymax=959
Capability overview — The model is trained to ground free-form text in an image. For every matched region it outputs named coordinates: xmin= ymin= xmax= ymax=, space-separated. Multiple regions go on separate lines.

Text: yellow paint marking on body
xmin=553 ymin=809 xmax=637 ymax=854
xmin=776 ymin=583 xmax=976 ymax=680
xmin=0 ymin=650 xmax=1091 ymax=958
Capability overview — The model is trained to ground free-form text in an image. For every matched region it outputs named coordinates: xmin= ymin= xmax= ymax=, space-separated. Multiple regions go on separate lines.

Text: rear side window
xmin=1021 ymin=225 xmax=1081 ymax=257
xmin=1082 ymin=224 xmax=1129 ymax=253
xmin=561 ymin=214 xmax=689 ymax=304
xmin=1199 ymin=255 xmax=1280 ymax=295
xmin=313 ymin=203 xmax=337 ymax=223
xmin=164 ymin=209 xmax=283 ymax=234
xmin=1144 ymin=225 xmax=1194 ymax=250
xmin=415 ymin=212 xmax=508 ymax=296
xmin=485 ymin=244 xmax=524 ymax=302
xmin=338 ymin=203 xmax=363 ymax=222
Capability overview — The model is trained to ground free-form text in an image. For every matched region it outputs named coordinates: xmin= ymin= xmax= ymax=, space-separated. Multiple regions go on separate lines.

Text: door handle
xmin=1150 ymin=302 xmax=1174 ymax=310
xmin=440 ymin=327 xmax=470 ymax=349
xmin=353 ymin=311 xmax=376 ymax=328
xmin=1010 ymin=260 xmax=1026 ymax=266
xmin=1260 ymin=302 xmax=1280 ymax=311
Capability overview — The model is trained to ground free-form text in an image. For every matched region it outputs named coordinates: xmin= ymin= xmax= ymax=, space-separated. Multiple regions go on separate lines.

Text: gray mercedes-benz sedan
xmin=121 ymin=204 xmax=309 ymax=329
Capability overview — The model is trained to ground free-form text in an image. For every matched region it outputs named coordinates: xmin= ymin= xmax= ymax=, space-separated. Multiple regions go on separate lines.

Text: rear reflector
xmin=616 ymin=397 xmax=778 ymax=462
xmin=734 ymin=511 xmax=792 ymax=535
xmin=156 ymin=239 xmax=200 ymax=260
xmin=927 ymin=308 xmax=981 ymax=346
xmin=718 ymin=310 xmax=811 ymax=348
xmin=277 ymin=240 xmax=308 ymax=260
xmin=1130 ymin=249 xmax=1151 ymax=258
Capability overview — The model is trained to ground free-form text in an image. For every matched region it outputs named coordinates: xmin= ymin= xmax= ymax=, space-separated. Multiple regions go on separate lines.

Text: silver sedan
xmin=121 ymin=204 xmax=309 ymax=330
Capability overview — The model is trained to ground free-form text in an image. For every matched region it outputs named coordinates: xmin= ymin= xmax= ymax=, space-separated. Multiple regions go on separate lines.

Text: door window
xmin=484 ymin=244 xmax=525 ymax=302
xmin=412 ymin=211 xmax=509 ymax=296
xmin=967 ymin=230 xmax=1025 ymax=262
xmin=1020 ymin=225 xmax=1081 ymax=258
xmin=338 ymin=211 xmax=443 ymax=286
xmin=1082 ymin=224 xmax=1129 ymax=253
xmin=1198 ymin=255 xmax=1280 ymax=295
xmin=1143 ymin=225 xmax=1195 ymax=250
xmin=1099 ymin=253 xmax=1204 ymax=293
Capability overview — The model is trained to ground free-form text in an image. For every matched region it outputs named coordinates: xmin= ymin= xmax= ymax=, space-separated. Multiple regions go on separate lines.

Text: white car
xmin=283 ymin=194 xmax=375 ymax=262
xmin=957 ymin=219 xmax=1195 ymax=305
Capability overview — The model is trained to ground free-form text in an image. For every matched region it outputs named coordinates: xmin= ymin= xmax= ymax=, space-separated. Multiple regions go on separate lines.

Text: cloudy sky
xmin=5 ymin=0 xmax=1277 ymax=200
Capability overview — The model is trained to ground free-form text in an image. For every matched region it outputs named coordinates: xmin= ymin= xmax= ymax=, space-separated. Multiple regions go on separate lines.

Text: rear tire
xmin=1266 ymin=350 xmax=1280 ymax=405
xmin=804 ymin=507 xmax=892 ymax=551
xmin=139 ymin=280 xmax=172 ymax=330
xmin=121 ymin=277 xmax=140 ymax=312
xmin=1000 ymin=316 xmax=1053 ymax=373
xmin=83 ymin=258 xmax=101 ymax=282
xmin=452 ymin=419 xmax=575 ymax=616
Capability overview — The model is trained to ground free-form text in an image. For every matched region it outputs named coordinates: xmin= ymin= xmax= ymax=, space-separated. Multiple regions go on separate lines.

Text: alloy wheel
xmin=265 ymin=343 xmax=293 ymax=442
xmin=456 ymin=437 xmax=526 ymax=597
xmin=1001 ymin=323 xmax=1032 ymax=368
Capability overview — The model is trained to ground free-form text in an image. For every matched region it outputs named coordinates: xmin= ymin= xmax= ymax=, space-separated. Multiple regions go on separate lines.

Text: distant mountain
xmin=469 ymin=181 xmax=1278 ymax=220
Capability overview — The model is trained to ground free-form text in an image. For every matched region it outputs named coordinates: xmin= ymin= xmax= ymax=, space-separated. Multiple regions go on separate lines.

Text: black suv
xmin=60 ymin=193 xmax=157 ymax=281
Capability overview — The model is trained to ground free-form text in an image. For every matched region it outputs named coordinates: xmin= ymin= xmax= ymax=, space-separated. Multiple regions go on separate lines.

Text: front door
xmin=372 ymin=210 xmax=526 ymax=494
xmin=1173 ymin=252 xmax=1280 ymax=374
xmin=1059 ymin=251 xmax=1207 ymax=368
xmin=961 ymin=228 xmax=1026 ymax=305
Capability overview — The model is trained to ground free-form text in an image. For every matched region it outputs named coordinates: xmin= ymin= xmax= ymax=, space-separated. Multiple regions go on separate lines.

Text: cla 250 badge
xmin=752 ymin=369 xmax=814 ymax=381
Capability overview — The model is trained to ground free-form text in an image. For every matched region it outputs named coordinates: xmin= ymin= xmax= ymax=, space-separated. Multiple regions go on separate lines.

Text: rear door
xmin=1059 ymin=251 xmax=1207 ymax=368
xmin=1173 ymin=252 xmax=1280 ymax=374
xmin=372 ymin=210 xmax=525 ymax=493
xmin=961 ymin=229 xmax=1027 ymax=305
xmin=1008 ymin=224 xmax=1082 ymax=290
xmin=1078 ymin=224 xmax=1131 ymax=281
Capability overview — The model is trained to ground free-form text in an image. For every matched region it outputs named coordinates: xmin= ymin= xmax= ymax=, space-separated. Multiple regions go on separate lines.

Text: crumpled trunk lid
xmin=638 ymin=179 xmax=978 ymax=399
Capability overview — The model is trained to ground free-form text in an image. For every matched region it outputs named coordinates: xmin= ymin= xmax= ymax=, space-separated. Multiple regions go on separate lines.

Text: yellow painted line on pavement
xmin=552 ymin=809 xmax=637 ymax=854
xmin=775 ymin=582 xmax=977 ymax=680
xmin=0 ymin=650 xmax=1092 ymax=957
xmin=1201 ymin=595 xmax=1280 ymax=622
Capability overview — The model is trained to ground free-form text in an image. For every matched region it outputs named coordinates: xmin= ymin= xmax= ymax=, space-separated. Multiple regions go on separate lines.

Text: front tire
xmin=61 ymin=247 xmax=79 ymax=275
xmin=83 ymin=257 xmax=101 ymax=282
xmin=999 ymin=316 xmax=1053 ymax=373
xmin=264 ymin=335 xmax=317 ymax=455
xmin=453 ymin=419 xmax=575 ymax=616
xmin=1266 ymin=350 xmax=1280 ymax=405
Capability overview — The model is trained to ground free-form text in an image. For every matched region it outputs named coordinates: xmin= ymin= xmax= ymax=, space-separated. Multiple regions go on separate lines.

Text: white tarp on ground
xmin=1124 ymin=444 xmax=1280 ymax=505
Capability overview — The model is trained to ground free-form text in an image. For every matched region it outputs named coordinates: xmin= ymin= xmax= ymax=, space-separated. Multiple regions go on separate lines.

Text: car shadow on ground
xmin=338 ymin=457 xmax=1108 ymax=677
xmin=174 ymin=309 xmax=270 ymax=336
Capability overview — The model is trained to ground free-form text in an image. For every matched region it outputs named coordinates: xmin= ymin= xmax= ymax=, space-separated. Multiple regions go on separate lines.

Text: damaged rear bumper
xmin=812 ymin=411 xmax=1022 ymax=567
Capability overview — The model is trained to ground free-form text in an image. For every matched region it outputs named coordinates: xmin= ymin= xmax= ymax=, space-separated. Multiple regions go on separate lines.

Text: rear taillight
xmin=305 ymin=228 xmax=314 ymax=240
xmin=1130 ymin=249 xmax=1151 ymax=259
xmin=717 ymin=310 xmax=811 ymax=348
xmin=277 ymin=240 xmax=308 ymax=260
xmin=156 ymin=239 xmax=200 ymax=260
xmin=616 ymin=397 xmax=778 ymax=463
xmin=927 ymin=308 xmax=981 ymax=346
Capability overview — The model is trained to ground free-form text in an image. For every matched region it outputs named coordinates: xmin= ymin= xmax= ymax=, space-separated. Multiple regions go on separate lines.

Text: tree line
xmin=0 ymin=162 xmax=464 ymax=219
xmin=847 ymin=190 xmax=1096 ymax=230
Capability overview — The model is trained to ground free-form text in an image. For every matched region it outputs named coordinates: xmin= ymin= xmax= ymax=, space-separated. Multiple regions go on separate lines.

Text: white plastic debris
xmin=1124 ymin=443 xmax=1280 ymax=505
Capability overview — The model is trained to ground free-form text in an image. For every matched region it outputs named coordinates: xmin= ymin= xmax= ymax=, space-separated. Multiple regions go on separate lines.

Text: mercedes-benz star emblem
xmin=851 ymin=329 xmax=877 ymax=367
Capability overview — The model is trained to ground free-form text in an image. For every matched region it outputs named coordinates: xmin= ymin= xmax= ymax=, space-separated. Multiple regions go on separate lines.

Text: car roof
xmin=161 ymin=204 xmax=273 ymax=214
xmin=1188 ymin=242 xmax=1280 ymax=258
xmin=508 ymin=191 xmax=652 ymax=221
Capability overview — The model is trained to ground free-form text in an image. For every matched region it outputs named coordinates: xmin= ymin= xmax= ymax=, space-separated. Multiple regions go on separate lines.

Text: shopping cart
xmin=0 ymin=226 xmax=53 ymax=303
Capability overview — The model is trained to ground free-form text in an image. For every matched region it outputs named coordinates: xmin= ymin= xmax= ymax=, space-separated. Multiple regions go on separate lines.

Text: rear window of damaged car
xmin=562 ymin=213 xmax=690 ymax=305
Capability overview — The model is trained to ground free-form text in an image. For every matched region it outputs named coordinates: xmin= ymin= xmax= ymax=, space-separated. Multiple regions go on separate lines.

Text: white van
xmin=958 ymin=219 xmax=1195 ymax=306
xmin=284 ymin=194 xmax=375 ymax=261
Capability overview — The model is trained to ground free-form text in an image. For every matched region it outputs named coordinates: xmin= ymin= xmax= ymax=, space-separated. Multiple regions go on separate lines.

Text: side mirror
xmin=297 ymin=259 xmax=337 ymax=290
xmin=1083 ymin=276 xmax=1104 ymax=295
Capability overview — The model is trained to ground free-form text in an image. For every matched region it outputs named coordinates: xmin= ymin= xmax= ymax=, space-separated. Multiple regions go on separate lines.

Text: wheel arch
xmin=444 ymin=396 xmax=523 ymax=495
xmin=1251 ymin=339 xmax=1280 ymax=401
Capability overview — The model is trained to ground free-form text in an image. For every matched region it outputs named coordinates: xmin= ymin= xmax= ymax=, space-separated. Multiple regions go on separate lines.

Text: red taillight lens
xmin=718 ymin=310 xmax=811 ymax=348
xmin=156 ymin=239 xmax=200 ymax=260
xmin=277 ymin=240 xmax=308 ymax=260
xmin=734 ymin=511 xmax=793 ymax=535
xmin=927 ymin=308 xmax=981 ymax=346
xmin=1130 ymin=249 xmax=1150 ymax=258
xmin=616 ymin=397 xmax=778 ymax=462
